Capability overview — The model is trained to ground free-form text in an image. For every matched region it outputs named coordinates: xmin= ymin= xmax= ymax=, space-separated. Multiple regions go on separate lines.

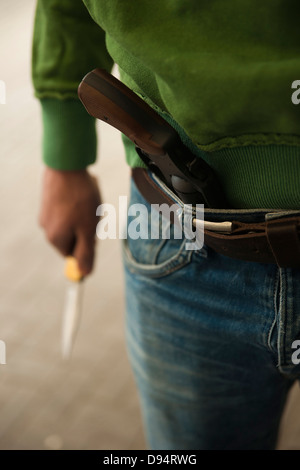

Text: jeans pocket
xmin=122 ymin=236 xmax=193 ymax=279
xmin=122 ymin=178 xmax=196 ymax=278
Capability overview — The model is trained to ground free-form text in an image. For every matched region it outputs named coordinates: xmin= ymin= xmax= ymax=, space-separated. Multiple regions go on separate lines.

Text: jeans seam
xmin=267 ymin=268 xmax=279 ymax=357
xmin=277 ymin=269 xmax=288 ymax=374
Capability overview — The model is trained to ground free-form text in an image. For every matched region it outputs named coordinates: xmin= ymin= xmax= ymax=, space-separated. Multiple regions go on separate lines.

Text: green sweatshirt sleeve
xmin=32 ymin=0 xmax=114 ymax=170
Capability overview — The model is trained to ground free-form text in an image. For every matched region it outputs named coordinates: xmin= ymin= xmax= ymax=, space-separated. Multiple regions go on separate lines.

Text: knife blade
xmin=61 ymin=256 xmax=84 ymax=360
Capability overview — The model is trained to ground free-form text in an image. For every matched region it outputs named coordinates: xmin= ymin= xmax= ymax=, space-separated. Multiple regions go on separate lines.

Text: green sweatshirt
xmin=32 ymin=0 xmax=300 ymax=209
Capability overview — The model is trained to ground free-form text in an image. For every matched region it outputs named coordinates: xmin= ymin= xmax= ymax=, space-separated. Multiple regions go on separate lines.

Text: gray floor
xmin=0 ymin=0 xmax=300 ymax=450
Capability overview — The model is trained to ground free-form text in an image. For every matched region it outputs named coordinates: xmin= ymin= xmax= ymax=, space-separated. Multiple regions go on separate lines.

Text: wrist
xmin=43 ymin=166 xmax=92 ymax=186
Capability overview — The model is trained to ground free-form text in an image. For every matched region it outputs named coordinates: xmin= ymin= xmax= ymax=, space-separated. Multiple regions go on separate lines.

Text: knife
xmin=61 ymin=256 xmax=84 ymax=360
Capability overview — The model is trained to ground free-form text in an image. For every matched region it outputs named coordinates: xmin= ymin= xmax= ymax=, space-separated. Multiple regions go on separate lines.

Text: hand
xmin=39 ymin=167 xmax=101 ymax=276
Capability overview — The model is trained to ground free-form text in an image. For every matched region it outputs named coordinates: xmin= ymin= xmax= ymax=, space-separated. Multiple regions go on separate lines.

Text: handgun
xmin=78 ymin=68 xmax=227 ymax=208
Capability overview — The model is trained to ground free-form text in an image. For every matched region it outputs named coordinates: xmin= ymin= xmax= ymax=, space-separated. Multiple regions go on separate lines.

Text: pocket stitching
xmin=122 ymin=238 xmax=193 ymax=278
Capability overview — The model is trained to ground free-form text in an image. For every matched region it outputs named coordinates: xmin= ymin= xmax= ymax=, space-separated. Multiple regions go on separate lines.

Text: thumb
xmin=73 ymin=232 xmax=96 ymax=276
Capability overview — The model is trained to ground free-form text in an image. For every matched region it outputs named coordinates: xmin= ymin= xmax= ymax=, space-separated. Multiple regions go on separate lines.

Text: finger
xmin=45 ymin=226 xmax=76 ymax=258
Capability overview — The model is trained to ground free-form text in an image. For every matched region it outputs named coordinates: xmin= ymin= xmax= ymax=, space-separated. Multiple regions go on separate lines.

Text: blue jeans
xmin=122 ymin=174 xmax=300 ymax=450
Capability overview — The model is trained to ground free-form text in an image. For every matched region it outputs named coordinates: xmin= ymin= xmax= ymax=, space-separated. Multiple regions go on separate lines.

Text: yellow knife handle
xmin=64 ymin=256 xmax=84 ymax=282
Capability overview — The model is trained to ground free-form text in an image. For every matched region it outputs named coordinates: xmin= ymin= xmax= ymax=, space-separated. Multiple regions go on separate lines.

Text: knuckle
xmin=45 ymin=229 xmax=59 ymax=246
xmin=45 ymin=225 xmax=66 ymax=247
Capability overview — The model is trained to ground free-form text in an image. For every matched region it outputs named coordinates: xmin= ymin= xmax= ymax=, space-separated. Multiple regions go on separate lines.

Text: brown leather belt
xmin=132 ymin=168 xmax=300 ymax=268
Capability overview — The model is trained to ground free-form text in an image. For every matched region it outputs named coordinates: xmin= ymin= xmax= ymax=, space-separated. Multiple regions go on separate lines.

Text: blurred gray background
xmin=0 ymin=0 xmax=144 ymax=450
xmin=0 ymin=0 xmax=299 ymax=450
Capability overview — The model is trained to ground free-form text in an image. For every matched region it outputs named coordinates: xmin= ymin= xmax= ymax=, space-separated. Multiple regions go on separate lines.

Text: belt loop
xmin=266 ymin=217 xmax=300 ymax=268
